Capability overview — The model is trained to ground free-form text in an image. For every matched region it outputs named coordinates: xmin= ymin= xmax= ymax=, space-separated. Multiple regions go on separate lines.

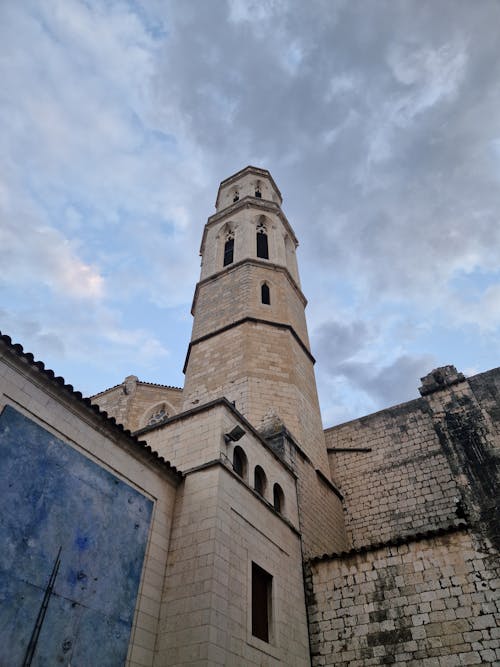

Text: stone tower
xmin=183 ymin=167 xmax=326 ymax=470
xmin=182 ymin=166 xmax=347 ymax=555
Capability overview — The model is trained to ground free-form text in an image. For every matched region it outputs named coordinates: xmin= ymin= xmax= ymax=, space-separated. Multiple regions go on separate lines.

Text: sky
xmin=1 ymin=0 xmax=500 ymax=426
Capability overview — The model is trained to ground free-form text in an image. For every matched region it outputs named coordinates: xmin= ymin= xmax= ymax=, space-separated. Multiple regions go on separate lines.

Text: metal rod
xmin=22 ymin=546 xmax=62 ymax=667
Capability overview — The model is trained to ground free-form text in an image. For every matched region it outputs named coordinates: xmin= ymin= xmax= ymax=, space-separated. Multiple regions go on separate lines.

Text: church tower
xmin=182 ymin=166 xmax=330 ymax=476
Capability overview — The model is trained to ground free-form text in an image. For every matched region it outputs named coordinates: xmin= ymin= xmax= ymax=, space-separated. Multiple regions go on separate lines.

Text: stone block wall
xmin=422 ymin=370 xmax=500 ymax=552
xmin=143 ymin=400 xmax=301 ymax=531
xmin=157 ymin=463 xmax=311 ymax=666
xmin=295 ymin=454 xmax=348 ymax=558
xmin=468 ymin=368 xmax=500 ymax=438
xmin=183 ymin=321 xmax=330 ymax=474
xmin=325 ymin=401 xmax=461 ymax=548
xmin=191 ymin=260 xmax=309 ymax=347
xmin=307 ymin=527 xmax=500 ymax=667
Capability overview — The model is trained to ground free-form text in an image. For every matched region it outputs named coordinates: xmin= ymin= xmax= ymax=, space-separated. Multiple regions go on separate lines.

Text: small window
xmin=146 ymin=404 xmax=168 ymax=426
xmin=252 ymin=562 xmax=272 ymax=643
xmin=223 ymin=237 xmax=234 ymax=266
xmin=273 ymin=483 xmax=284 ymax=514
xmin=256 ymin=229 xmax=269 ymax=259
xmin=255 ymin=186 xmax=262 ymax=198
xmin=233 ymin=446 xmax=247 ymax=479
xmin=254 ymin=465 xmax=266 ymax=497
xmin=233 ymin=190 xmax=239 ymax=202
xmin=261 ymin=283 xmax=270 ymax=305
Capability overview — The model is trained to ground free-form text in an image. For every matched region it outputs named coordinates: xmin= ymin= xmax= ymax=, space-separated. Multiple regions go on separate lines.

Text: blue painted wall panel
xmin=0 ymin=406 xmax=154 ymax=666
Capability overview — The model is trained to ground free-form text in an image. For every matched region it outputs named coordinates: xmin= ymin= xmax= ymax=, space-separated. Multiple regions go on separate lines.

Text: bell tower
xmin=182 ymin=166 xmax=330 ymax=476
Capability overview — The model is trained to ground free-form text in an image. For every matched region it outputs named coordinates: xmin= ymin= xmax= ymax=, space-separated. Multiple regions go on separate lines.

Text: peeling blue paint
xmin=0 ymin=406 xmax=153 ymax=666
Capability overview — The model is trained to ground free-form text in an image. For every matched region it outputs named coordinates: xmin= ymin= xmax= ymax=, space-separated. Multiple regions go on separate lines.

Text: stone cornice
xmin=182 ymin=316 xmax=315 ymax=373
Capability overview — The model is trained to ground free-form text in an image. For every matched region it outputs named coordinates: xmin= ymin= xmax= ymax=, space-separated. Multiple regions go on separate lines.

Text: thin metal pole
xmin=22 ymin=546 xmax=62 ymax=667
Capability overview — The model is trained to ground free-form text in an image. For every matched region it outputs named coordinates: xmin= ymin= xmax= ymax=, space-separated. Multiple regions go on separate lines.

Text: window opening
xmin=252 ymin=562 xmax=272 ymax=643
xmin=261 ymin=283 xmax=270 ymax=305
xmin=146 ymin=404 xmax=168 ymax=426
xmin=273 ymin=483 xmax=284 ymax=513
xmin=254 ymin=465 xmax=266 ymax=496
xmin=233 ymin=446 xmax=247 ymax=479
xmin=233 ymin=190 xmax=239 ymax=202
xmin=255 ymin=183 xmax=262 ymax=198
xmin=223 ymin=234 xmax=234 ymax=266
xmin=256 ymin=224 xmax=269 ymax=259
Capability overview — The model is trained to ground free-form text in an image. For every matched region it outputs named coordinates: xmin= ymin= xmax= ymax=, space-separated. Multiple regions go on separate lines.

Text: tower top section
xmin=215 ymin=166 xmax=283 ymax=212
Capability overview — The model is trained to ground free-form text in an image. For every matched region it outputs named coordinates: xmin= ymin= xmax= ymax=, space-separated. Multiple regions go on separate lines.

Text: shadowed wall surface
xmin=0 ymin=406 xmax=153 ymax=667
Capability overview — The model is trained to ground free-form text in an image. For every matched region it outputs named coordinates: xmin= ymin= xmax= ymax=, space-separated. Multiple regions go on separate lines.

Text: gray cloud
xmin=338 ymin=354 xmax=436 ymax=408
xmin=1 ymin=0 xmax=499 ymax=418
xmin=313 ymin=317 xmax=435 ymax=412
xmin=313 ymin=319 xmax=372 ymax=370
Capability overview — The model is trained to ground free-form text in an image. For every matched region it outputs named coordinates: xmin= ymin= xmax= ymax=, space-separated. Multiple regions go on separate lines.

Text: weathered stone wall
xmin=325 ymin=400 xmax=461 ymax=548
xmin=295 ymin=454 xmax=348 ymax=558
xmin=325 ymin=367 xmax=500 ymax=552
xmin=307 ymin=528 xmax=500 ymax=667
xmin=468 ymin=367 xmax=500 ymax=435
xmin=319 ymin=368 xmax=500 ymax=666
xmin=423 ymin=370 xmax=500 ymax=552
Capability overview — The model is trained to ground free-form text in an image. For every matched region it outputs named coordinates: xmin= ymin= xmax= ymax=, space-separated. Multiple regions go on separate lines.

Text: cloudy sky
xmin=1 ymin=0 xmax=500 ymax=426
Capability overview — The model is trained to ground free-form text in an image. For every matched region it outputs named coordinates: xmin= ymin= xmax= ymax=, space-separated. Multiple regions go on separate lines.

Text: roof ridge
xmin=91 ymin=379 xmax=182 ymax=397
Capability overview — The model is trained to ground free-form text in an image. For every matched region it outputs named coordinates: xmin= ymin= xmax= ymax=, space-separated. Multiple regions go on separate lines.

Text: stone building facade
xmin=0 ymin=166 xmax=498 ymax=666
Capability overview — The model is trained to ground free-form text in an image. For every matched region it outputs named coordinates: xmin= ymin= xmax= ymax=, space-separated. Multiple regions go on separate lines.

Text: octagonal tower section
xmin=182 ymin=166 xmax=347 ymax=556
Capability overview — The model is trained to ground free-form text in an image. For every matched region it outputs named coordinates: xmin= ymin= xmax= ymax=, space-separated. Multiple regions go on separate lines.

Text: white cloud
xmin=1 ymin=0 xmax=500 ymax=419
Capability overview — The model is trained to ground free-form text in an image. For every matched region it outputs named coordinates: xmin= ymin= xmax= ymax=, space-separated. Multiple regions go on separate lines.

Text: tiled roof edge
xmin=91 ymin=380 xmax=182 ymax=398
xmin=137 ymin=381 xmax=183 ymax=390
xmin=308 ymin=521 xmax=468 ymax=564
xmin=0 ymin=332 xmax=183 ymax=481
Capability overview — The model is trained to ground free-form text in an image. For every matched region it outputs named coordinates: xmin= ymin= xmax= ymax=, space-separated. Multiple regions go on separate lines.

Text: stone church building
xmin=0 ymin=166 xmax=498 ymax=666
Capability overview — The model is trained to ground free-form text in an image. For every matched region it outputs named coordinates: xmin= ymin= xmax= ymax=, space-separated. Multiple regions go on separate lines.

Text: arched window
xmin=233 ymin=189 xmax=239 ymax=202
xmin=256 ymin=223 xmax=269 ymax=259
xmin=254 ymin=465 xmax=267 ymax=497
xmin=261 ymin=283 xmax=270 ymax=305
xmin=255 ymin=182 xmax=262 ymax=198
xmin=273 ymin=483 xmax=285 ymax=514
xmin=233 ymin=446 xmax=247 ymax=480
xmin=146 ymin=404 xmax=168 ymax=426
xmin=223 ymin=234 xmax=234 ymax=266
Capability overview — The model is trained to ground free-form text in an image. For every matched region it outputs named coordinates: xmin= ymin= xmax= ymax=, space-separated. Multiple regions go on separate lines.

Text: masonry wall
xmin=183 ymin=322 xmax=330 ymax=475
xmin=325 ymin=400 xmax=461 ymax=548
xmin=423 ymin=371 xmax=500 ymax=552
xmin=142 ymin=402 xmax=300 ymax=530
xmin=469 ymin=367 xmax=500 ymax=438
xmin=307 ymin=528 xmax=500 ymax=667
xmin=295 ymin=455 xmax=348 ymax=558
xmin=156 ymin=463 xmax=311 ymax=666
xmin=0 ymin=345 xmax=179 ymax=667
xmin=191 ymin=260 xmax=309 ymax=346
